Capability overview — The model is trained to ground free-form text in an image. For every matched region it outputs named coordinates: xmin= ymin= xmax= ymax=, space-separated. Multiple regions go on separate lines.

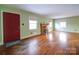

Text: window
xmin=47 ymin=21 xmax=53 ymax=32
xmin=29 ymin=20 xmax=37 ymax=30
xmin=49 ymin=22 xmax=52 ymax=28
xmin=60 ymin=22 xmax=66 ymax=28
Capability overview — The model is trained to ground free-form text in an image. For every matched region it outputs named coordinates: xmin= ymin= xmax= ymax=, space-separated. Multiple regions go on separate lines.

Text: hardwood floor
xmin=0 ymin=31 xmax=79 ymax=55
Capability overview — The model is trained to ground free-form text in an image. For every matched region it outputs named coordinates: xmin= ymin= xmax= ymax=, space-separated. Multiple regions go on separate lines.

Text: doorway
xmin=40 ymin=24 xmax=48 ymax=34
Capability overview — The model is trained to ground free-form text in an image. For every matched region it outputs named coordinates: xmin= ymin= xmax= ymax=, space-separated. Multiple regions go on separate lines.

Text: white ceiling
xmin=3 ymin=4 xmax=79 ymax=19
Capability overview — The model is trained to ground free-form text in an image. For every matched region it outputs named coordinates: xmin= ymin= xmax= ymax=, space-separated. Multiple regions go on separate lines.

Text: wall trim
xmin=21 ymin=33 xmax=41 ymax=40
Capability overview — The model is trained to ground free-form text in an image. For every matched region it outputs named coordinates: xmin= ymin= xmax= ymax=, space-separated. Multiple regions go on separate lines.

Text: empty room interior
xmin=0 ymin=4 xmax=79 ymax=55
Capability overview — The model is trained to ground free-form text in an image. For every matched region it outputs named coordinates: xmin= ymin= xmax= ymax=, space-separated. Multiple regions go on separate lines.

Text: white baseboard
xmin=21 ymin=33 xmax=41 ymax=40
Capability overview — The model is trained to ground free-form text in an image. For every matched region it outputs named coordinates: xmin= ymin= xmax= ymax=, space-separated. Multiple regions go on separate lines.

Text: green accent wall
xmin=0 ymin=10 xmax=3 ymax=45
xmin=0 ymin=10 xmax=2 ymax=45
xmin=55 ymin=16 xmax=79 ymax=33
xmin=0 ymin=10 xmax=1 ymax=40
xmin=0 ymin=5 xmax=50 ymax=45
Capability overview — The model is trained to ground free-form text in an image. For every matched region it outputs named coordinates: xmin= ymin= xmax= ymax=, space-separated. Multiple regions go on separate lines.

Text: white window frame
xmin=60 ymin=22 xmax=66 ymax=28
xmin=29 ymin=20 xmax=37 ymax=30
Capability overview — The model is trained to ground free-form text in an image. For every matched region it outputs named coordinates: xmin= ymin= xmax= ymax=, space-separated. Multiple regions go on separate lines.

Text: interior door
xmin=3 ymin=12 xmax=20 ymax=43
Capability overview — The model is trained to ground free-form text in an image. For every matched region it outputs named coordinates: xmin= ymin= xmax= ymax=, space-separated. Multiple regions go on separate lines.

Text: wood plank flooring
xmin=0 ymin=31 xmax=79 ymax=55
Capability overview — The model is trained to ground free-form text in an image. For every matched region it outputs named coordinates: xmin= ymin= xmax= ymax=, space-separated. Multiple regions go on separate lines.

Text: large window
xmin=29 ymin=20 xmax=37 ymax=30
xmin=60 ymin=22 xmax=66 ymax=28
xmin=47 ymin=21 xmax=53 ymax=32
xmin=49 ymin=22 xmax=52 ymax=28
